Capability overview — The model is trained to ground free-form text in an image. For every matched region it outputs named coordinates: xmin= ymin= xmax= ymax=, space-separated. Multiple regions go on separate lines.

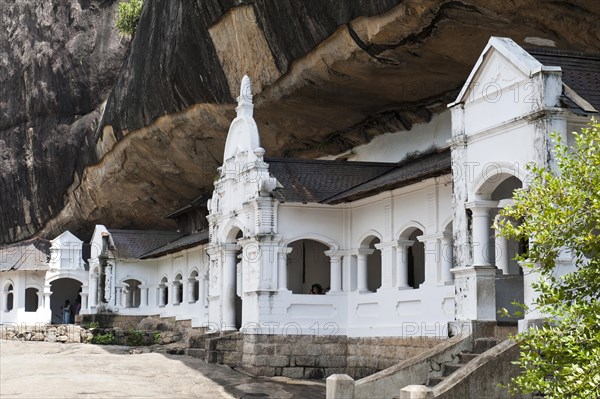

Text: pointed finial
xmin=237 ymin=75 xmax=253 ymax=107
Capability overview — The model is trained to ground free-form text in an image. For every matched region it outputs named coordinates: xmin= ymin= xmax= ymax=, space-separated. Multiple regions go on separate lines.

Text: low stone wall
xmin=239 ymin=335 xmax=445 ymax=380
xmin=1 ymin=324 xmax=91 ymax=343
xmin=78 ymin=314 xmax=151 ymax=330
xmin=208 ymin=333 xmax=243 ymax=365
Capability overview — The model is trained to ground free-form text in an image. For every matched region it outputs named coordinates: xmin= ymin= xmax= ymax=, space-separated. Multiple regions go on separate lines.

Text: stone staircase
xmin=185 ymin=330 xmax=243 ymax=366
xmin=426 ymin=337 xmax=499 ymax=388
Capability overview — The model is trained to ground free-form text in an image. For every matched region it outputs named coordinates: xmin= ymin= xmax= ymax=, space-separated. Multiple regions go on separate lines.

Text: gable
xmin=51 ymin=230 xmax=82 ymax=248
xmin=463 ymin=50 xmax=529 ymax=104
xmin=450 ymin=37 xmax=559 ymax=107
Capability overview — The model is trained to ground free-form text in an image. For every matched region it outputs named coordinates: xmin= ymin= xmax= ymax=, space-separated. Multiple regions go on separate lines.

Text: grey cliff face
xmin=1 ymin=0 xmax=599 ymax=244
xmin=1 ymin=0 xmax=128 ymax=243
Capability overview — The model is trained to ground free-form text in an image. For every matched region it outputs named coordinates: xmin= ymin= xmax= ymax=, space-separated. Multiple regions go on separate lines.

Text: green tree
xmin=497 ymin=120 xmax=600 ymax=398
xmin=115 ymin=0 xmax=144 ymax=37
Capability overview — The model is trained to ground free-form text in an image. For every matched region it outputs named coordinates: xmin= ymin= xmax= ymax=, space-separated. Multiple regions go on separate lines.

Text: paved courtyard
xmin=0 ymin=341 xmax=325 ymax=399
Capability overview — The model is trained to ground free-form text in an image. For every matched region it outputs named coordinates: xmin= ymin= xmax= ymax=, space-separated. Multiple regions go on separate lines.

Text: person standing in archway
xmin=61 ymin=300 xmax=72 ymax=324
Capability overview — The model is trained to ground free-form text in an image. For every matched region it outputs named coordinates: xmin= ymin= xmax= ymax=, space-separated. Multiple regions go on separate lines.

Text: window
xmin=5 ymin=284 xmax=14 ymax=312
xmin=287 ymin=240 xmax=331 ymax=294
xmin=25 ymin=287 xmax=39 ymax=312
xmin=123 ymin=279 xmax=141 ymax=308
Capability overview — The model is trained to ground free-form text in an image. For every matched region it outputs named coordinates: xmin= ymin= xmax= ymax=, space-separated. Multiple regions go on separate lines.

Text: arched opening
xmin=489 ymin=175 xmax=525 ymax=324
xmin=189 ymin=270 xmax=200 ymax=303
xmin=407 ymin=229 xmax=425 ymax=289
xmin=159 ymin=277 xmax=169 ymax=307
xmin=491 ymin=176 xmax=525 ymax=273
xmin=174 ymin=274 xmax=183 ymax=305
xmin=123 ymin=279 xmax=141 ymax=308
xmin=4 ymin=283 xmax=14 ymax=312
xmin=360 ymin=235 xmax=382 ymax=292
xmin=50 ymin=278 xmax=82 ymax=324
xmin=25 ymin=287 xmax=39 ymax=312
xmin=286 ymin=239 xmax=331 ymax=294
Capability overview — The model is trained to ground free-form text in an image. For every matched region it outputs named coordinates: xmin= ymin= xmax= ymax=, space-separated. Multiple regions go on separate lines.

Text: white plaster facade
xmin=2 ymin=38 xmax=594 ymax=337
xmin=84 ymin=225 xmax=210 ymax=326
xmin=0 ymin=231 xmax=88 ymax=325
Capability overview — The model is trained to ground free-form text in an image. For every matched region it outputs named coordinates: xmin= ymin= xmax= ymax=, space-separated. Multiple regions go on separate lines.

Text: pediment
xmin=450 ymin=37 xmax=551 ymax=106
xmin=51 ymin=230 xmax=83 ymax=248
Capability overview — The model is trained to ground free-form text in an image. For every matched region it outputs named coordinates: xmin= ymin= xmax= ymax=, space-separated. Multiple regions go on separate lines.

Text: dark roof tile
xmin=325 ymin=149 xmax=451 ymax=204
xmin=528 ymin=48 xmax=600 ymax=114
xmin=266 ymin=158 xmax=398 ymax=203
xmin=107 ymin=229 xmax=184 ymax=259
xmin=265 ymin=150 xmax=451 ymax=205
xmin=140 ymin=230 xmax=209 ymax=259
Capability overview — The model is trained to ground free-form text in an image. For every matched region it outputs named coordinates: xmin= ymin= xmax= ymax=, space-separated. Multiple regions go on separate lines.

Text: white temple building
xmin=1 ymin=37 xmax=597 ymax=339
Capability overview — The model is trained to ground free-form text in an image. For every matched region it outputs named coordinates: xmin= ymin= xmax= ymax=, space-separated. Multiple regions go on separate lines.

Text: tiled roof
xmin=0 ymin=238 xmax=51 ymax=272
xmin=325 ymin=149 xmax=451 ymax=204
xmin=265 ymin=149 xmax=451 ymax=205
xmin=140 ymin=230 xmax=209 ymax=259
xmin=108 ymin=229 xmax=184 ymax=259
xmin=164 ymin=193 xmax=210 ymax=219
xmin=528 ymin=48 xmax=600 ymax=114
xmin=266 ymin=158 xmax=398 ymax=204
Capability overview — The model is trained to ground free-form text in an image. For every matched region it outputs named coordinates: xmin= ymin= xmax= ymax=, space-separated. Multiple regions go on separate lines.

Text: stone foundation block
xmin=282 ymin=367 xmax=305 ymax=379
xmin=304 ymin=367 xmax=325 ymax=380
xmin=292 ymin=355 xmax=315 ymax=367
xmin=268 ymin=355 xmax=290 ymax=367
xmin=316 ymin=356 xmax=347 ymax=368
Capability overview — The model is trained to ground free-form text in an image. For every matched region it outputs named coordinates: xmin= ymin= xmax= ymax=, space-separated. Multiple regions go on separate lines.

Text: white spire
xmin=236 ymin=75 xmax=253 ymax=116
xmin=223 ymin=75 xmax=261 ymax=161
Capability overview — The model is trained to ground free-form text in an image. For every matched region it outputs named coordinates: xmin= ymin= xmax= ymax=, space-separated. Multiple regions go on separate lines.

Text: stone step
xmin=473 ymin=338 xmax=498 ymax=354
xmin=187 ymin=335 xmax=207 ymax=349
xmin=427 ymin=376 xmax=445 ymax=387
xmin=166 ymin=348 xmax=185 ymax=356
xmin=459 ymin=352 xmax=479 ymax=363
xmin=442 ymin=363 xmax=464 ymax=376
xmin=185 ymin=348 xmax=207 ymax=359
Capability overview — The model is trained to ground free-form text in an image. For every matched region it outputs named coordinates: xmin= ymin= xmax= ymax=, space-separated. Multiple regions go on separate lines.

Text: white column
xmin=36 ymin=291 xmax=44 ymax=311
xmin=395 ymin=240 xmax=413 ymax=289
xmin=417 ymin=235 xmax=441 ymax=286
xmin=326 ymin=252 xmax=342 ymax=294
xmin=140 ymin=286 xmax=149 ymax=307
xmin=222 ymin=245 xmax=239 ymax=331
xmin=341 ymin=252 xmax=354 ymax=292
xmin=90 ymin=275 xmax=98 ymax=307
xmin=355 ymin=249 xmax=374 ymax=293
xmin=187 ymin=279 xmax=196 ymax=303
xmin=278 ymin=247 xmax=293 ymax=291
xmin=374 ymin=242 xmax=394 ymax=290
xmin=122 ymin=286 xmax=129 ymax=307
xmin=172 ymin=282 xmax=181 ymax=306
xmin=466 ymin=201 xmax=498 ymax=267
xmin=440 ymin=234 xmax=454 ymax=283
xmin=158 ymin=285 xmax=166 ymax=307
xmin=80 ymin=292 xmax=89 ymax=311
xmin=43 ymin=286 xmax=51 ymax=310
